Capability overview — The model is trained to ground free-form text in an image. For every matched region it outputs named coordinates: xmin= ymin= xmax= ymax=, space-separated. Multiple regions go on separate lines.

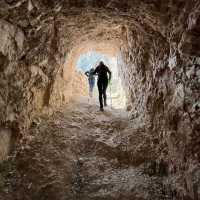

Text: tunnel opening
xmin=76 ymin=50 xmax=126 ymax=109
xmin=62 ymin=41 xmax=127 ymax=110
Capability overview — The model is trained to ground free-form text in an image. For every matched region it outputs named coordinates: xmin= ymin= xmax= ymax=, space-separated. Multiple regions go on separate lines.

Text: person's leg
xmin=88 ymin=79 xmax=92 ymax=97
xmin=102 ymin=79 xmax=108 ymax=106
xmin=90 ymin=79 xmax=95 ymax=98
xmin=89 ymin=84 xmax=92 ymax=97
xmin=97 ymin=80 xmax=103 ymax=110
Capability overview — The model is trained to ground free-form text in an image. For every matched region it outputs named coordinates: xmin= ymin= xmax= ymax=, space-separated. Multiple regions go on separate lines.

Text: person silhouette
xmin=93 ymin=61 xmax=111 ymax=111
xmin=85 ymin=68 xmax=96 ymax=98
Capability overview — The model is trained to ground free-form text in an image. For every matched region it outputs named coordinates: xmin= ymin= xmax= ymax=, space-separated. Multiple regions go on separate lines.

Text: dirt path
xmin=0 ymin=98 xmax=170 ymax=200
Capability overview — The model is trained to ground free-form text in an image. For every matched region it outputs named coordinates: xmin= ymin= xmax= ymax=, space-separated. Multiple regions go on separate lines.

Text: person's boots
xmin=100 ymin=107 xmax=104 ymax=112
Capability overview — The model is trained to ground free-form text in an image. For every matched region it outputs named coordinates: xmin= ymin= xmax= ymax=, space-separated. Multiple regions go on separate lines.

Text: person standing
xmin=85 ymin=68 xmax=96 ymax=98
xmin=93 ymin=61 xmax=111 ymax=111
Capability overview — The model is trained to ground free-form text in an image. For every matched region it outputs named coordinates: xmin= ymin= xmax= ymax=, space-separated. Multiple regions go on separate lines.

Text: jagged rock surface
xmin=0 ymin=99 xmax=173 ymax=200
xmin=0 ymin=0 xmax=199 ymax=199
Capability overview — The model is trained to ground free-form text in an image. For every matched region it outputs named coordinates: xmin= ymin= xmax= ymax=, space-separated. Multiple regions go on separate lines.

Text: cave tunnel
xmin=0 ymin=0 xmax=200 ymax=199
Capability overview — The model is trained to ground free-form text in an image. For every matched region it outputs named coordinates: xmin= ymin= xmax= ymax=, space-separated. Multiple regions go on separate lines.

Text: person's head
xmin=99 ymin=61 xmax=104 ymax=66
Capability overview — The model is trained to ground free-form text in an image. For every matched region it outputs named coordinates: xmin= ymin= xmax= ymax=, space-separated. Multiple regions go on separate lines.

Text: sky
xmin=76 ymin=51 xmax=114 ymax=72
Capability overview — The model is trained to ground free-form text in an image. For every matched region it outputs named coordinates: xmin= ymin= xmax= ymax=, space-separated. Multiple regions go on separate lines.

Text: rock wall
xmin=0 ymin=1 xmax=89 ymax=160
xmin=118 ymin=1 xmax=200 ymax=199
xmin=0 ymin=0 xmax=123 ymax=134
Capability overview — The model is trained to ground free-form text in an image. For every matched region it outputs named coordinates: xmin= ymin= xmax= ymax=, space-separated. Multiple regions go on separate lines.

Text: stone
xmin=0 ymin=128 xmax=12 ymax=161
xmin=0 ymin=1 xmax=199 ymax=199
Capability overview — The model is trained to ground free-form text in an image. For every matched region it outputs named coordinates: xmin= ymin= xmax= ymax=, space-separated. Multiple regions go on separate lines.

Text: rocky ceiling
xmin=0 ymin=0 xmax=200 ymax=199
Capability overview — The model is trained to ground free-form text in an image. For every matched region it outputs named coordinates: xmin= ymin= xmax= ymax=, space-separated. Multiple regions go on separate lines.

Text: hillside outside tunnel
xmin=0 ymin=0 xmax=200 ymax=200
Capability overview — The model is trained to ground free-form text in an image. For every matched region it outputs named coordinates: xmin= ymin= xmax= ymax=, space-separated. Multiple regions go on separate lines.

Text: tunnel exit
xmin=76 ymin=50 xmax=126 ymax=109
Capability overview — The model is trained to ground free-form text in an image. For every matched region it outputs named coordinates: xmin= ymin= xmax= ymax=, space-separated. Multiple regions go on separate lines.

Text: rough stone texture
xmin=0 ymin=99 xmax=170 ymax=200
xmin=0 ymin=128 xmax=12 ymax=161
xmin=118 ymin=2 xmax=200 ymax=199
xmin=0 ymin=0 xmax=199 ymax=199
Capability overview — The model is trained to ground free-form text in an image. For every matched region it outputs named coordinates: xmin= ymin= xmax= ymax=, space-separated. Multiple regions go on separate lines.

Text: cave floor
xmin=0 ymin=97 xmax=170 ymax=200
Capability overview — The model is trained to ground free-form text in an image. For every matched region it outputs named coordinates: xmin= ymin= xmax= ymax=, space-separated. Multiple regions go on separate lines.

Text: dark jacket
xmin=93 ymin=63 xmax=111 ymax=81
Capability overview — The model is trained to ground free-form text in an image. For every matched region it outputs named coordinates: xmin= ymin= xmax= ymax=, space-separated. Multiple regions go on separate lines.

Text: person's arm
xmin=85 ymin=71 xmax=89 ymax=77
xmin=92 ymin=66 xmax=99 ymax=75
xmin=107 ymin=67 xmax=112 ymax=81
